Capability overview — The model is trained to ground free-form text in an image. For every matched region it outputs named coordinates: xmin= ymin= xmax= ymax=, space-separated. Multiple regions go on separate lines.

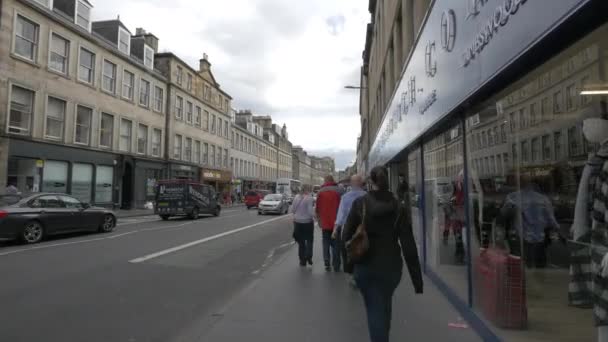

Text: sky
xmin=92 ymin=0 xmax=369 ymax=170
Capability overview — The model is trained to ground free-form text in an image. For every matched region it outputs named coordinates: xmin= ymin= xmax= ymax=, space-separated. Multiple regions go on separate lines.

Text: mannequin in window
xmin=569 ymin=102 xmax=608 ymax=340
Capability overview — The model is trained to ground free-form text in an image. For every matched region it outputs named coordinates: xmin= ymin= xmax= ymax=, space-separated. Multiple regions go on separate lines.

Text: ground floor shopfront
xmin=367 ymin=1 xmax=607 ymax=341
xmin=201 ymin=168 xmax=232 ymax=197
xmin=6 ymin=139 xmax=168 ymax=209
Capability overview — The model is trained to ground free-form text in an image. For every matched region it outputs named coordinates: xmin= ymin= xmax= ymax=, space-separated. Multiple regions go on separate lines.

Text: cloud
xmin=91 ymin=0 xmax=368 ymax=158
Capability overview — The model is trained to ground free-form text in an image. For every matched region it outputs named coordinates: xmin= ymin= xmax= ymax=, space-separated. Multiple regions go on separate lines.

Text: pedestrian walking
xmin=333 ymin=174 xmax=366 ymax=274
xmin=343 ymin=166 xmax=423 ymax=342
xmin=316 ymin=175 xmax=342 ymax=271
xmin=291 ymin=185 xmax=315 ymax=266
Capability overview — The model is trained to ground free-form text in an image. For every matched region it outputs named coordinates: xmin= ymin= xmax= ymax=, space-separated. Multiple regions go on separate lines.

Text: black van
xmin=154 ymin=180 xmax=221 ymax=220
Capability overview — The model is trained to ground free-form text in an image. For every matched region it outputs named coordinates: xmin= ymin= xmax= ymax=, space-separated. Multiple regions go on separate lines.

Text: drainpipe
xmin=164 ymin=81 xmax=173 ymax=179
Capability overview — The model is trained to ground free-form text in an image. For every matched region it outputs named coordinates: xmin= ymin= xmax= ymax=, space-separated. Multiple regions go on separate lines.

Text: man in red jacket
xmin=316 ymin=175 xmax=342 ymax=271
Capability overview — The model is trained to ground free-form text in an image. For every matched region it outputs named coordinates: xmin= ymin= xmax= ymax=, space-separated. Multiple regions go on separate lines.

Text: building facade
xmin=1 ymin=0 xmax=169 ymax=209
xmin=358 ymin=0 xmax=608 ymax=341
xmin=292 ymin=146 xmax=312 ymax=187
xmin=231 ymin=111 xmax=265 ymax=191
xmin=154 ymin=52 xmax=233 ymax=194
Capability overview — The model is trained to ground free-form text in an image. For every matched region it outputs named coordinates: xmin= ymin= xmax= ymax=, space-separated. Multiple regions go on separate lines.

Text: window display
xmin=42 ymin=160 xmax=68 ymax=193
xmin=71 ymin=163 xmax=93 ymax=203
xmin=95 ymin=165 xmax=113 ymax=203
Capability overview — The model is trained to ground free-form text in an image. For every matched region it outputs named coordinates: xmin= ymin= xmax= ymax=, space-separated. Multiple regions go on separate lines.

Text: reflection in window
xmin=95 ymin=165 xmax=113 ymax=203
xmin=553 ymin=90 xmax=563 ymax=113
xmin=71 ymin=163 xmax=92 ymax=203
xmin=554 ymin=131 xmax=563 ymax=160
xmin=42 ymin=160 xmax=68 ymax=193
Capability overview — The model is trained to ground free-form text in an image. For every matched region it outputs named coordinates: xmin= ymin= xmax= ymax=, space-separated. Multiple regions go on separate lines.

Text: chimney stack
xmin=199 ymin=53 xmax=211 ymax=73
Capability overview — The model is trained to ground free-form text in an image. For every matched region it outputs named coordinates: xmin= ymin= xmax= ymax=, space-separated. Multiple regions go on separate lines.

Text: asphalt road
xmin=0 ymin=208 xmax=295 ymax=342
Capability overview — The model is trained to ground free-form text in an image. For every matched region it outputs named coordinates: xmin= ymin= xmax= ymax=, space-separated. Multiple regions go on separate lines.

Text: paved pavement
xmin=182 ymin=233 xmax=483 ymax=342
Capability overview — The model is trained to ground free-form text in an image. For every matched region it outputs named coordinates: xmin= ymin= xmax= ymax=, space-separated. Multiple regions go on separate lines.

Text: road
xmin=0 ymin=207 xmax=295 ymax=342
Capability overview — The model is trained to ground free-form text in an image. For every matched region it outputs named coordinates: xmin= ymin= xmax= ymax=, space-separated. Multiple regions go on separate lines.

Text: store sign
xmin=368 ymin=0 xmax=588 ymax=167
xmin=202 ymin=170 xmax=222 ymax=180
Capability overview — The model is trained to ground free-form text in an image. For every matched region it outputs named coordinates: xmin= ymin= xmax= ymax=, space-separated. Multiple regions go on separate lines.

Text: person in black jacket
xmin=343 ymin=166 xmax=423 ymax=342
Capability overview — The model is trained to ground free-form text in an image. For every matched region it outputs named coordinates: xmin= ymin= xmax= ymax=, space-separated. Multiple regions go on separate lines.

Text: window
xmin=553 ymin=90 xmax=563 ymax=113
xmin=143 ymin=45 xmax=154 ymax=69
xmin=78 ymin=48 xmax=95 ymax=84
xmin=74 ymin=105 xmax=92 ymax=145
xmin=203 ymin=110 xmax=209 ymax=131
xmin=175 ymin=96 xmax=183 ymax=119
xmin=224 ymin=148 xmax=228 ymax=167
xmin=95 ymin=165 xmax=113 ymax=203
xmin=521 ymin=141 xmax=529 ymax=163
xmin=218 ymin=118 xmax=223 ymax=136
xmin=8 ymin=86 xmax=34 ymax=134
xmin=509 ymin=112 xmax=516 ymax=132
xmin=137 ymin=124 xmax=148 ymax=154
xmin=76 ymin=1 xmax=91 ymax=30
xmin=49 ymin=33 xmax=69 ymax=74
xmin=151 ymin=129 xmax=161 ymax=157
xmin=203 ymin=143 xmax=209 ymax=164
xmin=488 ymin=129 xmax=494 ymax=146
xmin=184 ymin=137 xmax=192 ymax=162
xmin=102 ymin=60 xmax=117 ymax=94
xmin=566 ymin=84 xmax=576 ymax=111
xmin=173 ymin=135 xmax=182 ymax=159
xmin=224 ymin=121 xmax=229 ymax=137
xmin=519 ymin=108 xmax=528 ymax=129
xmin=541 ymin=97 xmax=550 ymax=121
xmin=14 ymin=15 xmax=39 ymax=61
xmin=154 ymin=86 xmax=163 ymax=112
xmin=581 ymin=76 xmax=591 ymax=105
xmin=99 ymin=113 xmax=113 ymax=148
xmin=531 ymin=137 xmax=540 ymax=162
xmin=187 ymin=74 xmax=193 ymax=92
xmin=218 ymin=148 xmax=223 ymax=168
xmin=194 ymin=141 xmax=201 ymax=164
xmin=139 ymin=79 xmax=150 ymax=107
xmin=118 ymin=28 xmax=130 ymax=55
xmin=45 ymin=96 xmax=66 ymax=139
xmin=70 ymin=164 xmax=93 ymax=203
xmin=568 ymin=125 xmax=584 ymax=157
xmin=542 ymin=135 xmax=551 ymax=160
xmin=554 ymin=132 xmax=562 ymax=160
xmin=119 ymin=119 xmax=132 ymax=152
xmin=122 ymin=70 xmax=134 ymax=100
xmin=204 ymin=85 xmax=211 ymax=100
xmin=42 ymin=161 xmax=68 ymax=193
xmin=481 ymin=131 xmax=487 ymax=147
xmin=176 ymin=66 xmax=183 ymax=85
xmin=34 ymin=0 xmax=51 ymax=7
xmin=211 ymin=114 xmax=216 ymax=133
xmin=530 ymin=103 xmax=537 ymax=125
xmin=500 ymin=123 xmax=507 ymax=143
xmin=210 ymin=145 xmax=216 ymax=166
xmin=224 ymin=99 xmax=229 ymax=112
xmin=186 ymin=101 xmax=193 ymax=123
xmin=195 ymin=107 xmax=202 ymax=126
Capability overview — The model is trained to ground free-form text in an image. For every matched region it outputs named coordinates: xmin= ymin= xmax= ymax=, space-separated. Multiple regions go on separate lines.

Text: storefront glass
xmin=71 ymin=163 xmax=93 ymax=203
xmin=408 ymin=149 xmax=422 ymax=247
xmin=42 ymin=160 xmax=68 ymax=193
xmin=95 ymin=165 xmax=113 ymax=203
xmin=423 ymin=122 xmax=467 ymax=302
xmin=464 ymin=22 xmax=608 ymax=342
xmin=7 ymin=158 xmax=40 ymax=193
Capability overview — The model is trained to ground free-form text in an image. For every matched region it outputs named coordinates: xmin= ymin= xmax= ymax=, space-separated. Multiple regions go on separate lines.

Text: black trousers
xmin=293 ymin=222 xmax=314 ymax=262
xmin=523 ymin=241 xmax=547 ymax=268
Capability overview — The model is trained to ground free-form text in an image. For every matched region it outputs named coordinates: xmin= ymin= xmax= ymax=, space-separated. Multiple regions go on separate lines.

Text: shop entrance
xmin=121 ymin=162 xmax=133 ymax=209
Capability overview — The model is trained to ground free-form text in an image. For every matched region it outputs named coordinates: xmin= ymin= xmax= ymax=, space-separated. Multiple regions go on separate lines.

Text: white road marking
xmin=107 ymin=231 xmax=139 ymax=239
xmin=129 ymin=216 xmax=289 ymax=263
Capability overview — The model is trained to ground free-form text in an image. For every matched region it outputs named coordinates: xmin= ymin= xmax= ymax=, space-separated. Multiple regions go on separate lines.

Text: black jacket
xmin=343 ymin=190 xmax=423 ymax=293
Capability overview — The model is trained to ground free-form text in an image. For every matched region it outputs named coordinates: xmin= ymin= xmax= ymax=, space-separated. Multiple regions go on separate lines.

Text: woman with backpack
xmin=342 ymin=166 xmax=424 ymax=342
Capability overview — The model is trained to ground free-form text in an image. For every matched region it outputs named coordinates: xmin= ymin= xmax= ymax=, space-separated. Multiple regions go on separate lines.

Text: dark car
xmin=258 ymin=194 xmax=290 ymax=215
xmin=0 ymin=193 xmax=117 ymax=244
xmin=155 ymin=180 xmax=221 ymax=220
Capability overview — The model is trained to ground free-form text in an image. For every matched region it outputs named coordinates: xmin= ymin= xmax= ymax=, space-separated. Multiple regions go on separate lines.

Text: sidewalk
xmin=191 ymin=234 xmax=483 ymax=342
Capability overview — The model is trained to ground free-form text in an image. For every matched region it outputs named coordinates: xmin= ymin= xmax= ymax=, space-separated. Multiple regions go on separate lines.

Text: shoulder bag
xmin=346 ymin=199 xmax=369 ymax=263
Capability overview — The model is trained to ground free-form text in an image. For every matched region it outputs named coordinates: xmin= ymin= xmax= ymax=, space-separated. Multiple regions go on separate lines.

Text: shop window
xmin=95 ymin=165 xmax=113 ymax=203
xmin=9 ymin=85 xmax=34 ymax=135
xmin=45 ymin=96 xmax=65 ymax=140
xmin=462 ymin=24 xmax=608 ymax=341
xmin=7 ymin=158 xmax=40 ymax=193
xmin=423 ymin=121 xmax=467 ymax=302
xmin=71 ymin=163 xmax=93 ymax=203
xmin=75 ymin=105 xmax=92 ymax=145
xmin=42 ymin=160 xmax=68 ymax=193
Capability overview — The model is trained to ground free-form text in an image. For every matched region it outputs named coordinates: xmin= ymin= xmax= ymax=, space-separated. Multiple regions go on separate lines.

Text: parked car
xmin=155 ymin=180 xmax=220 ymax=220
xmin=245 ymin=191 xmax=262 ymax=209
xmin=0 ymin=193 xmax=117 ymax=244
xmin=258 ymin=194 xmax=290 ymax=215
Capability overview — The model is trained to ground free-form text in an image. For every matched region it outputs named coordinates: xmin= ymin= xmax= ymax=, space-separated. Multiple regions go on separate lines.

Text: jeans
xmin=293 ymin=222 xmax=314 ymax=262
xmin=322 ymin=230 xmax=340 ymax=269
xmin=354 ymin=265 xmax=401 ymax=342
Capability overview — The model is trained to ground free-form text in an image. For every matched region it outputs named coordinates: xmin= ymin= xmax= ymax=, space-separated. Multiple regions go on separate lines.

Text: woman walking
xmin=343 ymin=166 xmax=423 ymax=342
xmin=291 ymin=185 xmax=315 ymax=266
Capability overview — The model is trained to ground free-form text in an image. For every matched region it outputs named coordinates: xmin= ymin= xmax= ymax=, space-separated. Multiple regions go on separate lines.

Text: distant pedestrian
xmin=5 ymin=183 xmax=18 ymax=195
xmin=316 ymin=175 xmax=342 ymax=271
xmin=343 ymin=166 xmax=423 ymax=342
xmin=333 ymin=174 xmax=366 ymax=275
xmin=291 ymin=185 xmax=315 ymax=266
